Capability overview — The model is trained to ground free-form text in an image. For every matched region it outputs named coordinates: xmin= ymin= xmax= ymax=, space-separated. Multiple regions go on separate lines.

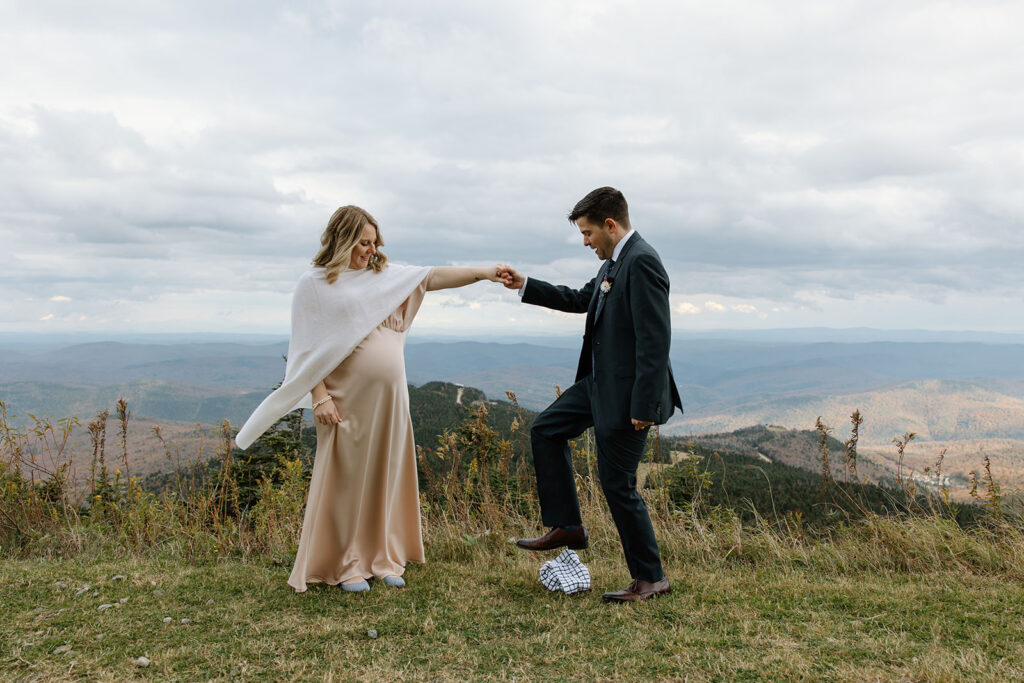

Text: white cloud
xmin=705 ymin=301 xmax=728 ymax=313
xmin=732 ymin=304 xmax=758 ymax=314
xmin=673 ymin=302 xmax=701 ymax=316
xmin=49 ymin=295 xmax=71 ymax=302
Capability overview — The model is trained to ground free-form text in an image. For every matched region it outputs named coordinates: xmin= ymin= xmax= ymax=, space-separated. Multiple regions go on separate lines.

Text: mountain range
xmin=3 ymin=334 xmax=1022 ymax=437
xmin=2 ymin=332 xmax=1023 ymax=495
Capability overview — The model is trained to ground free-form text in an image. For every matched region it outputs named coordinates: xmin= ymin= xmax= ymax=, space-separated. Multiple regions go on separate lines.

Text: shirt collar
xmin=610 ymin=228 xmax=635 ymax=262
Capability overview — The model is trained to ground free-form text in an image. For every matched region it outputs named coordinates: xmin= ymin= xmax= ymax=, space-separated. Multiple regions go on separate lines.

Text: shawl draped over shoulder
xmin=234 ymin=263 xmax=432 ymax=450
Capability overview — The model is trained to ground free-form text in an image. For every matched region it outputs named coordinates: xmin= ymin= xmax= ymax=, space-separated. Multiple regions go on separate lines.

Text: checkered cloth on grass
xmin=539 ymin=549 xmax=591 ymax=594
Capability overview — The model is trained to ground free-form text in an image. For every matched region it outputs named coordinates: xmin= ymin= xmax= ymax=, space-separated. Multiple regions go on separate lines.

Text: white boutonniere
xmin=600 ymin=277 xmax=614 ymax=294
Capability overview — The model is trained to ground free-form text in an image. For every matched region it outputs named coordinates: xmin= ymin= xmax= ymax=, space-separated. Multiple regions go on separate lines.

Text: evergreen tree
xmin=232 ymin=409 xmax=310 ymax=511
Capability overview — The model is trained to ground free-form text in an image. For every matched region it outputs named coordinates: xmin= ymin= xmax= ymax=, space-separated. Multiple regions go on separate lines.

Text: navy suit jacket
xmin=523 ymin=233 xmax=683 ymax=429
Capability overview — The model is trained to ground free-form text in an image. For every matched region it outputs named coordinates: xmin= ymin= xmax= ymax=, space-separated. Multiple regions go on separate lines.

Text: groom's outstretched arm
xmin=498 ymin=264 xmax=594 ymax=314
xmin=523 ymin=276 xmax=596 ymax=314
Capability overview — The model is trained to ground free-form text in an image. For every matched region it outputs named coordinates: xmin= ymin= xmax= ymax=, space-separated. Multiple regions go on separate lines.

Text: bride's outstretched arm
xmin=425 ymin=265 xmax=504 ymax=291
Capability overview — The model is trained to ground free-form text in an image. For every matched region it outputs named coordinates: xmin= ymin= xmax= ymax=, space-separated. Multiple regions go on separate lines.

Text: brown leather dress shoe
xmin=516 ymin=526 xmax=589 ymax=551
xmin=602 ymin=578 xmax=671 ymax=603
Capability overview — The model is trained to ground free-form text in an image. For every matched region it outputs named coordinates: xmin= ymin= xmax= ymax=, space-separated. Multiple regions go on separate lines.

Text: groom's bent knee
xmin=531 ymin=405 xmax=578 ymax=442
xmin=530 ymin=415 xmax=555 ymax=443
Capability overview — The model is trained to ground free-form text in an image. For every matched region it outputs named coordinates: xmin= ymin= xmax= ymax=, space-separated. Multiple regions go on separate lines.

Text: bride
xmin=236 ymin=204 xmax=504 ymax=592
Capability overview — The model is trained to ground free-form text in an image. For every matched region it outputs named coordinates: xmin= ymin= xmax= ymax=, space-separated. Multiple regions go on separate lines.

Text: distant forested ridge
xmin=408 ymin=381 xmax=534 ymax=456
xmin=658 ymin=428 xmax=985 ymax=528
xmin=665 ymin=424 xmax=894 ymax=482
xmin=141 ymin=381 xmax=536 ymax=500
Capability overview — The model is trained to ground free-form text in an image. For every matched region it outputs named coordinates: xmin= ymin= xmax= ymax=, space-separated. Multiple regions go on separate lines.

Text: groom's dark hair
xmin=568 ymin=187 xmax=630 ymax=229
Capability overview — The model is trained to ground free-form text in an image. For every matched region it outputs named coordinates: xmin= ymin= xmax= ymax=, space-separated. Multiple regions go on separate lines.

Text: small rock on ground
xmin=112 ymin=575 xmax=126 ymax=582
xmin=367 ymin=629 xmax=378 ymax=639
xmin=134 ymin=656 xmax=151 ymax=667
xmin=119 ymin=597 xmax=129 ymax=604
xmin=98 ymin=604 xmax=114 ymax=611
xmin=181 ymin=618 xmax=192 ymax=624
xmin=52 ymin=644 xmax=72 ymax=655
xmin=74 ymin=585 xmax=91 ymax=596
xmin=162 ymin=617 xmax=172 ymax=623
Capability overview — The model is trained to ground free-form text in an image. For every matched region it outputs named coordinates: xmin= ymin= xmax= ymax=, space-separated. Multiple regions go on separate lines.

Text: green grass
xmin=4 ymin=547 xmax=1024 ymax=681
xmin=6 ymin=402 xmax=1024 ymax=680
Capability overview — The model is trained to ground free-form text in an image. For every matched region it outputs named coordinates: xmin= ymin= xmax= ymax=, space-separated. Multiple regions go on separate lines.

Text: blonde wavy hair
xmin=312 ymin=205 xmax=388 ymax=283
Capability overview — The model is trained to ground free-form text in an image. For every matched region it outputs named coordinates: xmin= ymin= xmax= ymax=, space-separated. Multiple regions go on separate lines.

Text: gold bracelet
xmin=312 ymin=396 xmax=332 ymax=410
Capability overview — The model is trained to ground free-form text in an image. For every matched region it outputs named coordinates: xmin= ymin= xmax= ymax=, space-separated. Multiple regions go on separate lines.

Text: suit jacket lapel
xmin=592 ymin=233 xmax=642 ymax=326
xmin=585 ymin=259 xmax=612 ymax=331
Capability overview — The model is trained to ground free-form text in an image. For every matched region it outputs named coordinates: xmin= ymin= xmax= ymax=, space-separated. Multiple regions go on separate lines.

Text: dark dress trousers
xmin=523 ymin=233 xmax=683 ymax=582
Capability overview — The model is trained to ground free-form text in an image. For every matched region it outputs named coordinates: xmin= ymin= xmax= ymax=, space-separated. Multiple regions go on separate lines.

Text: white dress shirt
xmin=609 ymin=227 xmax=636 ymax=262
xmin=518 ymin=228 xmax=635 ymax=297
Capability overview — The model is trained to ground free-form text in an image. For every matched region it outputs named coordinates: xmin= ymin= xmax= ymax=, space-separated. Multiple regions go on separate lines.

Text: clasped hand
xmin=494 ymin=264 xmax=524 ymax=290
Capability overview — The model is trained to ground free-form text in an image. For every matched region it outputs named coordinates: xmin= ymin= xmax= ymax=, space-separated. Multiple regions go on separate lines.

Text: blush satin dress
xmin=288 ymin=280 xmax=427 ymax=592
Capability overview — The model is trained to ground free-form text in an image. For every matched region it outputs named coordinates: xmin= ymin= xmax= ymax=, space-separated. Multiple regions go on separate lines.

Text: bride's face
xmin=348 ymin=223 xmax=378 ymax=270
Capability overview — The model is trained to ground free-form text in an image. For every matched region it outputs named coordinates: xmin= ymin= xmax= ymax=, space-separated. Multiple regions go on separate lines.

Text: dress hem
xmin=288 ymin=559 xmax=425 ymax=593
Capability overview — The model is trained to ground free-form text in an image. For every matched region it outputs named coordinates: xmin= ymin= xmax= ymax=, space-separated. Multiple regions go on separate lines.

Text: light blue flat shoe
xmin=339 ymin=580 xmax=370 ymax=593
xmin=382 ymin=576 xmax=405 ymax=588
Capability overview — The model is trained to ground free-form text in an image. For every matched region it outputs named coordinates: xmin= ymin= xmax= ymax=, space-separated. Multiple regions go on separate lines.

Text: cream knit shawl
xmin=234 ymin=263 xmax=432 ymax=450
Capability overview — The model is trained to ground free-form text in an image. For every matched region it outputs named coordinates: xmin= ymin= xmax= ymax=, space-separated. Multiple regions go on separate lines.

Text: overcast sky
xmin=2 ymin=0 xmax=1023 ymax=337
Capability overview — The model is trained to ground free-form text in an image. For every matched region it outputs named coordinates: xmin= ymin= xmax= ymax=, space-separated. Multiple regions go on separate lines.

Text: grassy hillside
xmin=409 ymin=381 xmax=534 ymax=455
xmin=663 ymin=378 xmax=1024 ymax=445
xmin=653 ymin=438 xmax=985 ymax=528
xmin=4 ymin=551 xmax=1024 ymax=680
xmin=5 ymin=389 xmax=1024 ymax=679
xmin=864 ymin=438 xmax=1024 ymax=497
xmin=34 ymin=416 xmax=221 ymax=490
xmin=666 ymin=424 xmax=894 ymax=483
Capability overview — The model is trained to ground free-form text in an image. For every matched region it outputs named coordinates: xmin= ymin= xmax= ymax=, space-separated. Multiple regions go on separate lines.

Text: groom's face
xmin=576 ymin=217 xmax=616 ymax=261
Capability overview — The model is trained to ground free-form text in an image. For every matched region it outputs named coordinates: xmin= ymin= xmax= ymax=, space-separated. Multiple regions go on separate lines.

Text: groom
xmin=499 ymin=187 xmax=683 ymax=603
